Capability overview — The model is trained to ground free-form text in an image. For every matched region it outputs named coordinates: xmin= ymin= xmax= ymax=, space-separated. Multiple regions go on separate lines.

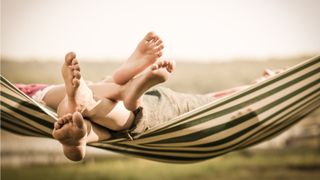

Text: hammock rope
xmin=1 ymin=56 xmax=319 ymax=163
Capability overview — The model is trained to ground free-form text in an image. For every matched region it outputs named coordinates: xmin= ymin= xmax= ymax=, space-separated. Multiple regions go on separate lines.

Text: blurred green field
xmin=1 ymin=55 xmax=320 ymax=180
xmin=0 ymin=55 xmax=309 ymax=93
xmin=2 ymin=149 xmax=320 ymax=180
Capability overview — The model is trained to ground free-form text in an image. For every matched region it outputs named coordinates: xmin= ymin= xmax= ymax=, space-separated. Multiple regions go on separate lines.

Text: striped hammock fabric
xmin=1 ymin=56 xmax=319 ymax=163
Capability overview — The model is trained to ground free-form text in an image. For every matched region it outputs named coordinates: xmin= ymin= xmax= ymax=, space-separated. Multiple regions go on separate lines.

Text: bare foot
xmin=112 ymin=32 xmax=164 ymax=85
xmin=122 ymin=60 xmax=175 ymax=111
xmin=57 ymin=52 xmax=99 ymax=117
xmin=52 ymin=112 xmax=88 ymax=161
xmin=253 ymin=68 xmax=286 ymax=83
xmin=57 ymin=52 xmax=81 ymax=116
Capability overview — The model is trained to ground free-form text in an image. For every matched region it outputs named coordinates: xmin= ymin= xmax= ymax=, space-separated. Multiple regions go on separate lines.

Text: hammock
xmin=1 ymin=56 xmax=319 ymax=163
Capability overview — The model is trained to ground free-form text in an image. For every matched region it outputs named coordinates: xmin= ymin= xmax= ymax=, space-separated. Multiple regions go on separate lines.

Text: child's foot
xmin=57 ymin=52 xmax=81 ymax=116
xmin=113 ymin=32 xmax=164 ymax=85
xmin=122 ymin=60 xmax=175 ymax=111
xmin=58 ymin=52 xmax=99 ymax=117
xmin=52 ymin=112 xmax=88 ymax=161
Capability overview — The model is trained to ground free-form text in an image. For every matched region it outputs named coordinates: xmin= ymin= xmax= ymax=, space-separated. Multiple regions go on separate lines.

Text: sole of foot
xmin=57 ymin=52 xmax=82 ymax=116
xmin=52 ymin=112 xmax=87 ymax=161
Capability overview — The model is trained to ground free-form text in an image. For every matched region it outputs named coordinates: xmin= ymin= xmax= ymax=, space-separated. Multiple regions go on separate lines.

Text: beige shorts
xmin=31 ymin=85 xmax=56 ymax=103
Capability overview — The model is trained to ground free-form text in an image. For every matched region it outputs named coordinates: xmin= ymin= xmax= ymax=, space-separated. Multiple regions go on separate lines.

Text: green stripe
xmin=242 ymin=102 xmax=320 ymax=149
xmin=189 ymin=80 xmax=319 ymax=147
xmin=1 ymin=90 xmax=45 ymax=112
xmin=1 ymin=99 xmax=53 ymax=129
xmin=1 ymin=110 xmax=49 ymax=136
xmin=237 ymin=96 xmax=320 ymax=149
xmin=192 ymin=93 xmax=318 ymax=151
xmin=1 ymin=125 xmax=38 ymax=137
xmin=1 ymin=116 xmax=48 ymax=137
xmin=198 ymin=101 xmax=320 ymax=162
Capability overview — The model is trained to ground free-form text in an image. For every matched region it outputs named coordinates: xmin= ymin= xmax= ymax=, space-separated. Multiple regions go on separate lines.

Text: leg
xmin=82 ymin=98 xmax=135 ymax=131
xmin=42 ymin=84 xmax=67 ymax=110
xmin=52 ymin=112 xmax=111 ymax=161
xmin=112 ymin=32 xmax=164 ymax=85
xmin=121 ymin=59 xmax=175 ymax=111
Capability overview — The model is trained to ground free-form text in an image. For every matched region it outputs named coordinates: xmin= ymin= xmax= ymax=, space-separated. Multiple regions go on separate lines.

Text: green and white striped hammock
xmin=1 ymin=56 xmax=319 ymax=163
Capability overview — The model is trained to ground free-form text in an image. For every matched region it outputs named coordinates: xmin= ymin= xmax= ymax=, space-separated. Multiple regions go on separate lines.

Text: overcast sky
xmin=1 ymin=0 xmax=320 ymax=61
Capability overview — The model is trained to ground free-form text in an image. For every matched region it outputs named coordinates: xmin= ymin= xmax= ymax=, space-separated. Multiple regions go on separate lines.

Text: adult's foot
xmin=112 ymin=32 xmax=164 ymax=85
xmin=122 ymin=60 xmax=175 ymax=111
xmin=52 ymin=112 xmax=89 ymax=161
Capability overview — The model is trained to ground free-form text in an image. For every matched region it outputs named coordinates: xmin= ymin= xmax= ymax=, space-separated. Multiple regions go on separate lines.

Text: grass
xmin=2 ymin=148 xmax=320 ymax=180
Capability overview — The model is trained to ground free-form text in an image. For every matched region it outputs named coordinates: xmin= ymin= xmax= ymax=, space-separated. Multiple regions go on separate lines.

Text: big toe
xmin=72 ymin=112 xmax=85 ymax=129
xmin=167 ymin=60 xmax=176 ymax=73
xmin=65 ymin=52 xmax=76 ymax=65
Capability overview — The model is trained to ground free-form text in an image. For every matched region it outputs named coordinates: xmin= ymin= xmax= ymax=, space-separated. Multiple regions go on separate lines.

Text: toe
xmin=57 ymin=117 xmax=65 ymax=125
xmin=151 ymin=64 xmax=158 ymax=70
xmin=156 ymin=51 xmax=163 ymax=57
xmin=73 ymin=70 xmax=81 ymax=79
xmin=145 ymin=31 xmax=156 ymax=41
xmin=61 ymin=116 xmax=68 ymax=124
xmin=66 ymin=113 xmax=73 ymax=119
xmin=73 ymin=79 xmax=80 ymax=88
xmin=155 ymin=39 xmax=163 ymax=46
xmin=168 ymin=60 xmax=176 ymax=73
xmin=157 ymin=44 xmax=164 ymax=51
xmin=73 ymin=64 xmax=80 ymax=71
xmin=72 ymin=58 xmax=78 ymax=65
xmin=54 ymin=122 xmax=61 ymax=130
xmin=153 ymin=35 xmax=159 ymax=42
xmin=157 ymin=61 xmax=165 ymax=68
xmin=163 ymin=60 xmax=169 ymax=67
xmin=65 ymin=52 xmax=76 ymax=65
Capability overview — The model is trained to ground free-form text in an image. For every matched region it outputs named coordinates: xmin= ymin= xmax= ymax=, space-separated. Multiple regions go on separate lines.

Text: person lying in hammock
xmin=16 ymin=32 xmax=281 ymax=162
